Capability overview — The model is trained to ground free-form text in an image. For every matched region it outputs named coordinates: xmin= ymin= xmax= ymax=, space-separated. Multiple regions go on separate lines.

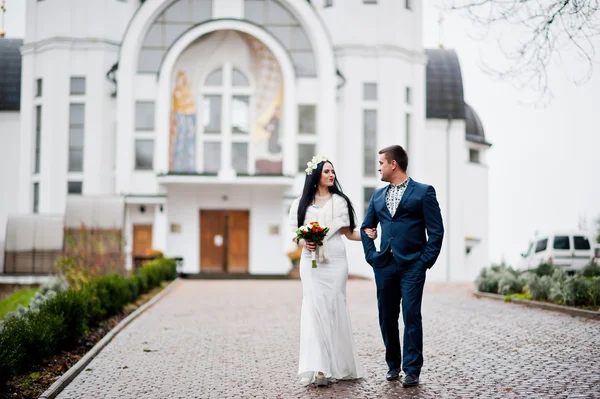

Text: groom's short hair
xmin=379 ymin=145 xmax=408 ymax=172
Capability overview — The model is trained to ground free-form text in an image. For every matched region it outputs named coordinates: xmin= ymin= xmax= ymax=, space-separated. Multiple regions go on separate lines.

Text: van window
xmin=535 ymin=238 xmax=548 ymax=253
xmin=573 ymin=236 xmax=591 ymax=250
xmin=553 ymin=236 xmax=570 ymax=250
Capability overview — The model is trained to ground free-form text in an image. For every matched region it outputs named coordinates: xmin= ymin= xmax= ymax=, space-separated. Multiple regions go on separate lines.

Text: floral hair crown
xmin=305 ymin=155 xmax=330 ymax=175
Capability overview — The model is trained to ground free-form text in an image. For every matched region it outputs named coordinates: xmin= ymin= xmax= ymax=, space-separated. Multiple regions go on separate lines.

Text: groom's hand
xmin=305 ymin=241 xmax=316 ymax=252
xmin=364 ymin=228 xmax=377 ymax=240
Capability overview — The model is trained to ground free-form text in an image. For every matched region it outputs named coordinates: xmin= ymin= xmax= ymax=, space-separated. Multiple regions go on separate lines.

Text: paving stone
xmin=56 ymin=281 xmax=600 ymax=399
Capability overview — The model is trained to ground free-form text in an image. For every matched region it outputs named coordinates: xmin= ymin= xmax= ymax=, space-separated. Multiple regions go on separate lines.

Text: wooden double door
xmin=199 ymin=210 xmax=249 ymax=274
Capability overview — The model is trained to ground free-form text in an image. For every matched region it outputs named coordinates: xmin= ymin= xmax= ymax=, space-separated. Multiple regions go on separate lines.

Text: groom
xmin=360 ymin=145 xmax=444 ymax=387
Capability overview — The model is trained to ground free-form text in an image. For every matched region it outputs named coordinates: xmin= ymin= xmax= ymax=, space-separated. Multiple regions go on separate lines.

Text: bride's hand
xmin=305 ymin=241 xmax=316 ymax=252
xmin=364 ymin=228 xmax=377 ymax=240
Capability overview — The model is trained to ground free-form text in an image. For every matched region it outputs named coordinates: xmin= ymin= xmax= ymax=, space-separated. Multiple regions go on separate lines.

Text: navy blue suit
xmin=360 ymin=178 xmax=444 ymax=376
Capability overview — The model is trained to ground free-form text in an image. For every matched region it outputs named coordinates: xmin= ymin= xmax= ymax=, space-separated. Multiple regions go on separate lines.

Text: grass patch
xmin=0 ymin=288 xmax=38 ymax=320
xmin=505 ymin=291 xmax=533 ymax=302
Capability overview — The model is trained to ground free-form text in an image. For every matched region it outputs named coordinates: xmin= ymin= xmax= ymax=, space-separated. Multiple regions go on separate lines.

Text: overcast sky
xmin=4 ymin=1 xmax=600 ymax=267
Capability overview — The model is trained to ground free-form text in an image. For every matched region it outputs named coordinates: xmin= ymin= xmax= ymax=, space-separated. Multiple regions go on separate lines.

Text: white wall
xmin=0 ymin=111 xmax=21 ymax=269
xmin=317 ymin=0 xmax=423 ymax=52
xmin=424 ymin=119 xmax=467 ymax=281
xmin=461 ymin=143 xmax=490 ymax=281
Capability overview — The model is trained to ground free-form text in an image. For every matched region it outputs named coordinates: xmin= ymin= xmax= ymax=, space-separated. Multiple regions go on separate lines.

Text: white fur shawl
xmin=288 ymin=194 xmax=351 ymax=262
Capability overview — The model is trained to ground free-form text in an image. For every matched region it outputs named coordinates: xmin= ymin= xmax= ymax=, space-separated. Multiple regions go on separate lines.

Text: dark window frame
xmin=534 ymin=238 xmax=548 ymax=253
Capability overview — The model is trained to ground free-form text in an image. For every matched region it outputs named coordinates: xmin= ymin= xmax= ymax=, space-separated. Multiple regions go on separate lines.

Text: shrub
xmin=590 ymin=277 xmax=600 ymax=307
xmin=533 ymin=262 xmax=557 ymax=277
xmin=89 ymin=274 xmax=132 ymax=318
xmin=42 ymin=290 xmax=91 ymax=343
xmin=476 ymin=268 xmax=501 ymax=293
xmin=549 ymin=269 xmax=568 ymax=304
xmin=578 ymin=262 xmax=600 ymax=278
xmin=563 ymin=276 xmax=592 ymax=307
xmin=498 ymin=273 xmax=526 ymax=295
xmin=527 ymin=275 xmax=552 ymax=301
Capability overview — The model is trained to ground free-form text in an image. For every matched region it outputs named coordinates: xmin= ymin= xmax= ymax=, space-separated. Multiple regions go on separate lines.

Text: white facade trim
xmin=21 ymin=38 xmax=120 ymax=55
xmin=335 ymin=45 xmax=427 ymax=64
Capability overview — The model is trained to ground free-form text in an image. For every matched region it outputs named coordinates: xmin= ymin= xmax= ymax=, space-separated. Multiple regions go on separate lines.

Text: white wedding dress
xmin=290 ymin=196 xmax=365 ymax=385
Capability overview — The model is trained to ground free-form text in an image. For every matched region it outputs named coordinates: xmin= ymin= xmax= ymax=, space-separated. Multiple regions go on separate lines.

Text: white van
xmin=517 ymin=231 xmax=596 ymax=272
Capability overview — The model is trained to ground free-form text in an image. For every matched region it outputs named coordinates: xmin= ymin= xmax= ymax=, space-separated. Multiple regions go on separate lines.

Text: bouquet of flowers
xmin=296 ymin=221 xmax=329 ymax=268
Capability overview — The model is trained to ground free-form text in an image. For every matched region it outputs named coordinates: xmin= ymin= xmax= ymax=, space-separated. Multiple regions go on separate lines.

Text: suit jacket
xmin=360 ymin=178 xmax=444 ymax=269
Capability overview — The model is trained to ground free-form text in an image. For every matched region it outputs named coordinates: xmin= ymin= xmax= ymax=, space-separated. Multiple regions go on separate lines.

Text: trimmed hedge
xmin=0 ymin=257 xmax=177 ymax=385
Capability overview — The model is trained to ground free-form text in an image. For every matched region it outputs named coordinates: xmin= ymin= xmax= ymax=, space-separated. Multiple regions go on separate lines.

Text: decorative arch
xmin=154 ymin=20 xmax=296 ymax=177
xmin=116 ymin=0 xmax=336 ymax=192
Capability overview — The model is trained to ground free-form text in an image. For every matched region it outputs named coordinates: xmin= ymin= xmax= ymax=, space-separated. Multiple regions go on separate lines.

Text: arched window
xmin=200 ymin=65 xmax=253 ymax=175
xmin=138 ymin=0 xmax=316 ymax=77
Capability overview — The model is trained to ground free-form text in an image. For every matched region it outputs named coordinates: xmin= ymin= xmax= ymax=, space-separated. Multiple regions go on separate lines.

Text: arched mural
xmin=168 ymin=30 xmax=284 ymax=175
xmin=170 ymin=71 xmax=196 ymax=172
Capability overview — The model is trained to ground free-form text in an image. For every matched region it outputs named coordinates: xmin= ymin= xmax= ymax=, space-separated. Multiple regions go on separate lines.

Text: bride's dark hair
xmin=297 ymin=160 xmax=357 ymax=232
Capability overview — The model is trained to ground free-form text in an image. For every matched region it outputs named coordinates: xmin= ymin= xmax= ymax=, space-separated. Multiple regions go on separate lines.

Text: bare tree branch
xmin=445 ymin=0 xmax=600 ymax=104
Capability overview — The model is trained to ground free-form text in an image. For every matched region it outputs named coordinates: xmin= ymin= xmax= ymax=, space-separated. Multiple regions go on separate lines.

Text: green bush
xmin=527 ymin=275 xmax=553 ymax=301
xmin=533 ymin=262 xmax=557 ymax=277
xmin=578 ymin=262 xmax=600 ymax=278
xmin=42 ymin=290 xmax=91 ymax=343
xmin=549 ymin=269 xmax=567 ymax=304
xmin=476 ymin=264 xmax=523 ymax=294
xmin=590 ymin=277 xmax=600 ymax=307
xmin=563 ymin=276 xmax=592 ymax=307
xmin=498 ymin=273 xmax=526 ymax=295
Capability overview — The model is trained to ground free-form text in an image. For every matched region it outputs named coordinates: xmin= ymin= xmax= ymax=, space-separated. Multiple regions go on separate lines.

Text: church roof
xmin=426 ymin=48 xmax=491 ymax=146
xmin=465 ymin=103 xmax=490 ymax=146
xmin=425 ymin=48 xmax=465 ymax=120
xmin=0 ymin=39 xmax=23 ymax=111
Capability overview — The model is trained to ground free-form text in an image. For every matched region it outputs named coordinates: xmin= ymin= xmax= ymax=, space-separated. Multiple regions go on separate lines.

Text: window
xmin=203 ymin=95 xmax=222 ymax=134
xmin=68 ymin=104 xmax=85 ymax=172
xmin=298 ymin=105 xmax=316 ymax=134
xmin=553 ymin=236 xmax=570 ymax=250
xmin=469 ymin=149 xmax=480 ymax=164
xmin=244 ymin=0 xmax=316 ymax=76
xmin=298 ymin=143 xmax=316 ymax=173
xmin=33 ymin=183 xmax=39 ymax=213
xmin=363 ymin=186 xmax=375 ymax=216
xmin=135 ymin=139 xmax=154 ymax=170
xmin=135 ymin=101 xmax=155 ymax=130
xmin=35 ymin=79 xmax=42 ymax=97
xmin=405 ymin=0 xmax=412 ymax=10
xmin=70 ymin=77 xmax=86 ymax=95
xmin=534 ymin=238 xmax=548 ymax=253
xmin=232 ymin=95 xmax=250 ymax=134
xmin=203 ymin=142 xmax=221 ymax=174
xmin=574 ymin=236 xmax=591 ymax=250
xmin=406 ymin=87 xmax=412 ymax=104
xmin=363 ymin=110 xmax=377 ymax=176
xmin=200 ymin=65 xmax=252 ymax=175
xmin=232 ymin=142 xmax=249 ymax=174
xmin=363 ymin=83 xmax=377 ymax=101
xmin=34 ymin=105 xmax=42 ymax=174
xmin=138 ymin=0 xmax=212 ymax=73
xmin=405 ymin=113 xmax=411 ymax=153
xmin=68 ymin=181 xmax=83 ymax=195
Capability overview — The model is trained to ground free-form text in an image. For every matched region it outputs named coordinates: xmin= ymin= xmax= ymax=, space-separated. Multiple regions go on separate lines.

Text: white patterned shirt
xmin=385 ymin=177 xmax=410 ymax=217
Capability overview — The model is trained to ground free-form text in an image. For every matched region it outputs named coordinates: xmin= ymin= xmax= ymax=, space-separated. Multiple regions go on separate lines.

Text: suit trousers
xmin=373 ymin=256 xmax=427 ymax=376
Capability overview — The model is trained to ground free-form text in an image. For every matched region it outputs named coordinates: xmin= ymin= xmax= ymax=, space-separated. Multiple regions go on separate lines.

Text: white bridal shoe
xmin=315 ymin=373 xmax=328 ymax=386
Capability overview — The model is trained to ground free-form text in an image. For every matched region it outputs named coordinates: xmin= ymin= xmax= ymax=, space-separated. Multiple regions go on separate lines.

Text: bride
xmin=289 ymin=155 xmax=377 ymax=386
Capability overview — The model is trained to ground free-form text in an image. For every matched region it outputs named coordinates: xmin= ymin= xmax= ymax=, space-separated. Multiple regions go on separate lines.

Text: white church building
xmin=0 ymin=0 xmax=491 ymax=281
